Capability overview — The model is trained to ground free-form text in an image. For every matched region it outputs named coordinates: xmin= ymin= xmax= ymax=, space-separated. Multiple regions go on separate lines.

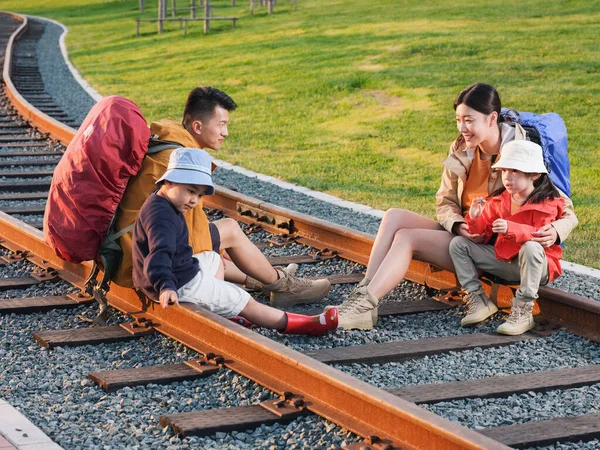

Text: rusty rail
xmin=1 ymin=13 xmax=75 ymax=145
xmin=3 ymin=10 xmax=599 ymax=448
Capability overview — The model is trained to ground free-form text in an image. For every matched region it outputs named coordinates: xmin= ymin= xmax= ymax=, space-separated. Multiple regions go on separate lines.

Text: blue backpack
xmin=500 ymin=108 xmax=571 ymax=197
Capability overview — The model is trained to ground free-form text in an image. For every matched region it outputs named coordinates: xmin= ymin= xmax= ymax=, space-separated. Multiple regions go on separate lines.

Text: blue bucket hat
xmin=156 ymin=148 xmax=215 ymax=195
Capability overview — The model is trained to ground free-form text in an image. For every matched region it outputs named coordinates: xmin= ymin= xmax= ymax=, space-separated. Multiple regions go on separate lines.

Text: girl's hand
xmin=159 ymin=289 xmax=179 ymax=309
xmin=455 ymin=223 xmax=484 ymax=243
xmin=492 ymin=219 xmax=508 ymax=234
xmin=469 ymin=197 xmax=486 ymax=218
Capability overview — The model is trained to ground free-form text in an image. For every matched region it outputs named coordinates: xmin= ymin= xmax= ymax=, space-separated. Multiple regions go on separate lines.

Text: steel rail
xmin=2 ymin=10 xmax=598 ymax=447
xmin=1 ymin=13 xmax=75 ymax=145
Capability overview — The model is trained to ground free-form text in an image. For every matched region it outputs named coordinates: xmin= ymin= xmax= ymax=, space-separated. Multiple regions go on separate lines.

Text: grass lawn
xmin=3 ymin=0 xmax=600 ymax=268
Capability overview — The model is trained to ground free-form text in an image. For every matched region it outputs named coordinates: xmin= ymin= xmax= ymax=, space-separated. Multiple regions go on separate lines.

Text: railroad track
xmin=2 ymin=11 xmax=600 ymax=450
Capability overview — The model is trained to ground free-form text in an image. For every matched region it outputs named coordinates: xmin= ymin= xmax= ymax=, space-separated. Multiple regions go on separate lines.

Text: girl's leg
xmin=365 ymin=209 xmax=443 ymax=281
xmin=516 ymin=241 xmax=549 ymax=300
xmin=368 ymin=228 xmax=455 ymax=300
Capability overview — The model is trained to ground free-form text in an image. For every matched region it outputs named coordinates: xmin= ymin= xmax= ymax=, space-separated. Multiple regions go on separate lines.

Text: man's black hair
xmin=182 ymin=86 xmax=237 ymax=128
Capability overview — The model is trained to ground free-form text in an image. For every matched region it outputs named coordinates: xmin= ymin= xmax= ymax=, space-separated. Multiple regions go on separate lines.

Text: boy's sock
xmin=282 ymin=309 xmax=338 ymax=336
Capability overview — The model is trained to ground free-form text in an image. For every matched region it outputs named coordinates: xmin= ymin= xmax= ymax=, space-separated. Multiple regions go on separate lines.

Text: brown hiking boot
xmin=265 ymin=265 xmax=331 ymax=308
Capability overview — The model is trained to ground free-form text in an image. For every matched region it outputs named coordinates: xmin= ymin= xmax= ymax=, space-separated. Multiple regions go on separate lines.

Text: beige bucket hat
xmin=492 ymin=140 xmax=548 ymax=174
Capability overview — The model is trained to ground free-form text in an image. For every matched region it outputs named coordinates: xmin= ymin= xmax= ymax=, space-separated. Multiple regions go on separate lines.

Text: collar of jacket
xmin=497 ymin=189 xmax=563 ymax=217
xmin=150 ymin=118 xmax=217 ymax=172
xmin=442 ymin=122 xmax=520 ymax=181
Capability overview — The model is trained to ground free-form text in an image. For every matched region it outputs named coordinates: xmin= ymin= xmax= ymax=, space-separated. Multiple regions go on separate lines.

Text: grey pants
xmin=449 ymin=236 xmax=549 ymax=301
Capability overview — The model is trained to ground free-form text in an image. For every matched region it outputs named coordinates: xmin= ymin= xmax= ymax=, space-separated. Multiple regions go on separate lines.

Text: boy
xmin=132 ymin=147 xmax=338 ymax=335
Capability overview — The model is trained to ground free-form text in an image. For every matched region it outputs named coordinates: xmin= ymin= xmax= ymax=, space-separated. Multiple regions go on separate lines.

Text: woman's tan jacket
xmin=435 ymin=122 xmax=578 ymax=242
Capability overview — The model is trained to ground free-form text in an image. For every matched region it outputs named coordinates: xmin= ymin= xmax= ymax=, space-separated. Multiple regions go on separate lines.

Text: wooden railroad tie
xmin=160 ymin=392 xmax=309 ymax=437
xmin=481 ymin=412 xmax=600 ymax=448
xmin=33 ymin=323 xmax=154 ymax=349
xmin=303 ymin=333 xmax=537 ymax=365
xmin=88 ymin=356 xmax=223 ymax=392
xmin=0 ymin=293 xmax=94 ymax=314
xmin=389 ymin=364 xmax=600 ymax=404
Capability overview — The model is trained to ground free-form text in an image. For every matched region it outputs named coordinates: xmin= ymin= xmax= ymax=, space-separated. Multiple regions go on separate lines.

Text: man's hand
xmin=492 ymin=219 xmax=508 ymax=234
xmin=159 ymin=289 xmax=179 ymax=309
xmin=455 ymin=223 xmax=484 ymax=243
xmin=469 ymin=197 xmax=486 ymax=219
xmin=531 ymin=224 xmax=558 ymax=248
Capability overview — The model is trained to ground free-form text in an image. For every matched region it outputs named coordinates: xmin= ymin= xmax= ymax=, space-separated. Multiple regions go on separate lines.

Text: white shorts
xmin=177 ymin=252 xmax=250 ymax=318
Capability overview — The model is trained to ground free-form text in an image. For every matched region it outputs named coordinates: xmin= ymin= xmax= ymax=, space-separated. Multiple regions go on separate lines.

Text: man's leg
xmin=213 ymin=218 xmax=330 ymax=306
xmin=214 ymin=218 xmax=278 ymax=284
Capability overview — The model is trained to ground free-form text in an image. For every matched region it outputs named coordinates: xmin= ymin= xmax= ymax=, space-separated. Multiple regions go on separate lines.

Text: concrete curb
xmin=0 ymin=399 xmax=63 ymax=450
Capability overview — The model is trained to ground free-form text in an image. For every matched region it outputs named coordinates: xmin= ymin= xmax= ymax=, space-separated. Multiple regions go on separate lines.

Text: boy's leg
xmin=239 ymin=299 xmax=338 ymax=335
xmin=213 ymin=218 xmax=330 ymax=306
xmin=214 ymin=218 xmax=278 ymax=284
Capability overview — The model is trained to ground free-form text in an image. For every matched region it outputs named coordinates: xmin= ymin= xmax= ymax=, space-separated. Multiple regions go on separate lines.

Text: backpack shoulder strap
xmin=514 ymin=122 xmax=527 ymax=140
xmin=147 ymin=137 xmax=182 ymax=154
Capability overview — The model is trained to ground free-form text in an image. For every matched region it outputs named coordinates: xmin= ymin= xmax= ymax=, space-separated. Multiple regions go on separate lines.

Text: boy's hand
xmin=159 ymin=289 xmax=179 ymax=309
xmin=469 ymin=197 xmax=486 ymax=219
xmin=492 ymin=219 xmax=508 ymax=234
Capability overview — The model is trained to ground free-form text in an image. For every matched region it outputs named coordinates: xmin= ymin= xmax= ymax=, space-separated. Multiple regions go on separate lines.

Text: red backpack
xmin=44 ymin=96 xmax=151 ymax=263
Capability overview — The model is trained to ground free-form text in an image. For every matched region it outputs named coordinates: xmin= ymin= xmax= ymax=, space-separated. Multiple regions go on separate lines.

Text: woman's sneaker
xmin=497 ymin=298 xmax=535 ymax=335
xmin=461 ymin=289 xmax=498 ymax=327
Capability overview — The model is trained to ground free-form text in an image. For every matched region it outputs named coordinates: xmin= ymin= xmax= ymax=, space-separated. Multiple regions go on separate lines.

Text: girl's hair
xmin=490 ymin=172 xmax=560 ymax=204
xmin=454 ymin=83 xmax=502 ymax=118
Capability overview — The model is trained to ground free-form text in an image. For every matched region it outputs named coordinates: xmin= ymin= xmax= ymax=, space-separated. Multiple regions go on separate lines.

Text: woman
xmin=332 ymin=83 xmax=578 ymax=330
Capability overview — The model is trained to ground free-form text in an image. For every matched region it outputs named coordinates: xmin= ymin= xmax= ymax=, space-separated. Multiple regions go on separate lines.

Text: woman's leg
xmin=368 ymin=228 xmax=455 ymax=299
xmin=214 ymin=218 xmax=278 ymax=285
xmin=365 ymin=209 xmax=444 ymax=281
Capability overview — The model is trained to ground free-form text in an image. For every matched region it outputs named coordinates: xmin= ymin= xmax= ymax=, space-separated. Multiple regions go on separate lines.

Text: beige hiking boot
xmin=461 ymin=289 xmax=498 ymax=327
xmin=497 ymin=298 xmax=535 ymax=335
xmin=266 ymin=264 xmax=331 ymax=308
xmin=326 ymin=279 xmax=378 ymax=326
xmin=330 ymin=285 xmax=378 ymax=330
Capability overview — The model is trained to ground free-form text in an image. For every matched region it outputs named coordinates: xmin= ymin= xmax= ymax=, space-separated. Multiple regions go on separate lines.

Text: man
xmin=114 ymin=87 xmax=330 ymax=307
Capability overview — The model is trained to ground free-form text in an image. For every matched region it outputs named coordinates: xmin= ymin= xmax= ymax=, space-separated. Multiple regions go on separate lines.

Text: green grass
xmin=4 ymin=0 xmax=600 ymax=268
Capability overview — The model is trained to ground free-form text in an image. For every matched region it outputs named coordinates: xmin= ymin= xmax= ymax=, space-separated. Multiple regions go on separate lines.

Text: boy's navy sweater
xmin=132 ymin=192 xmax=199 ymax=298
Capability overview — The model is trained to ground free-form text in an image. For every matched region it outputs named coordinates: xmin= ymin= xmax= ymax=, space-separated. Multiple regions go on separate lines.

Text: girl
xmin=449 ymin=139 xmax=568 ymax=335
xmin=331 ymin=83 xmax=577 ymax=331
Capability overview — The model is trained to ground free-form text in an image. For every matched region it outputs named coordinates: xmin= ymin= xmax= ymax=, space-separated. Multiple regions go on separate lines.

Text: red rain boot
xmin=282 ymin=308 xmax=338 ymax=336
xmin=229 ymin=316 xmax=255 ymax=329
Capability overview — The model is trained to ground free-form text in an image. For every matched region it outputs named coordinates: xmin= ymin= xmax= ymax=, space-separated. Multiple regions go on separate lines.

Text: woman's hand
xmin=531 ymin=224 xmax=559 ymax=247
xmin=159 ymin=289 xmax=179 ymax=309
xmin=455 ymin=223 xmax=484 ymax=243
xmin=469 ymin=197 xmax=486 ymax=219
xmin=492 ymin=219 xmax=508 ymax=234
